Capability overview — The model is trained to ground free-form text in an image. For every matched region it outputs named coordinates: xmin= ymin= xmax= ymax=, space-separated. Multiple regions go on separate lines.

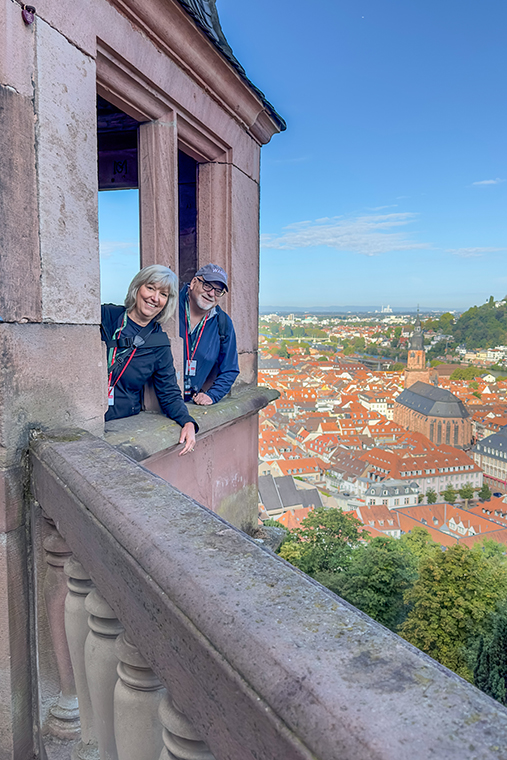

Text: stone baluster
xmin=85 ymin=590 xmax=124 ymax=760
xmin=113 ymin=633 xmax=165 ymax=760
xmin=64 ymin=557 xmax=99 ymax=760
xmin=158 ymin=694 xmax=215 ymax=760
xmin=43 ymin=519 xmax=80 ymax=737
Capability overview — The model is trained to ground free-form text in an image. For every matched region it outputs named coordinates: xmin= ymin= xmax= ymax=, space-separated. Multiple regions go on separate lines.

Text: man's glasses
xmin=196 ymin=277 xmax=225 ymax=297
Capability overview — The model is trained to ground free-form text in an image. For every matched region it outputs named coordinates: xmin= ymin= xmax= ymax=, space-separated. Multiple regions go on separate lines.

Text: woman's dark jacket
xmin=101 ymin=304 xmax=197 ymax=428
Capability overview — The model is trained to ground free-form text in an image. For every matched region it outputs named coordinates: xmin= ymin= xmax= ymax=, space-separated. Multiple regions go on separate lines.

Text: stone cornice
xmin=104 ymin=0 xmax=284 ymax=144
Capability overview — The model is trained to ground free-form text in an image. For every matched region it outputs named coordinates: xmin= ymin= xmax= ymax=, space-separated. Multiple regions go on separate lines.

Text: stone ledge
xmin=30 ymin=430 xmax=507 ymax=760
xmin=104 ymin=385 xmax=279 ymax=462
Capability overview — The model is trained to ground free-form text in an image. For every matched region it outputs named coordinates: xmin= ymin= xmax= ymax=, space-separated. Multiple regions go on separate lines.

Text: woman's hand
xmin=179 ymin=421 xmax=196 ymax=456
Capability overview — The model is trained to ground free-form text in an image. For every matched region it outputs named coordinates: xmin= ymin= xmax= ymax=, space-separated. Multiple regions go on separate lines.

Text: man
xmin=179 ymin=263 xmax=239 ymax=405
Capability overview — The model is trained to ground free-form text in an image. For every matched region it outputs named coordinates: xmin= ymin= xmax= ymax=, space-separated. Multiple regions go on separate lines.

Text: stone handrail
xmin=31 ymin=430 xmax=507 ymax=760
xmin=104 ymin=386 xmax=279 ymax=462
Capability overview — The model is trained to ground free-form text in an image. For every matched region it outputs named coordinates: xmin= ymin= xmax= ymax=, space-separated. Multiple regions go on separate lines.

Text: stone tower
xmin=404 ymin=312 xmax=435 ymax=388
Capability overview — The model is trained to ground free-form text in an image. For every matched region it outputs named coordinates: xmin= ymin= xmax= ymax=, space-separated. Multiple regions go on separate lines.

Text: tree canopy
xmin=479 ymin=483 xmax=492 ymax=501
xmin=441 ymin=484 xmax=457 ymax=504
xmin=399 ymin=544 xmax=507 ymax=681
xmin=452 ymin=299 xmax=507 ymax=349
xmin=321 ymin=536 xmax=417 ymax=630
xmin=278 ymin=507 xmax=368 ymax=576
xmin=426 ymin=488 xmax=437 ymax=505
xmin=459 ymin=483 xmax=475 ymax=502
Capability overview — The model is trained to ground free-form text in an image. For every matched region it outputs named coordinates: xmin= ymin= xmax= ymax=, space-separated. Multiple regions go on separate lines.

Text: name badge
xmin=108 ymin=387 xmax=115 ymax=406
xmin=186 ymin=359 xmax=197 ymax=376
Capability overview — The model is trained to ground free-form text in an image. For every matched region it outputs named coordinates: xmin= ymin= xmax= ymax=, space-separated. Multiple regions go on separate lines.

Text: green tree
xmin=474 ymin=608 xmax=507 ymax=705
xmin=426 ymin=488 xmax=437 ymax=505
xmin=474 ymin=538 xmax=507 ymax=559
xmin=391 ymin=362 xmax=405 ymax=371
xmin=399 ymin=545 xmax=507 ymax=681
xmin=479 ymin=483 xmax=492 ymax=501
xmin=278 ymin=507 xmax=368 ymax=576
xmin=275 ymin=341 xmax=289 ymax=359
xmin=438 ymin=312 xmax=455 ymax=333
xmin=319 ymin=537 xmax=417 ymax=631
xmin=469 ymin=381 xmax=479 ymax=390
xmin=418 ymin=493 xmax=424 ymax=504
xmin=452 ymin=300 xmax=507 ymax=349
xmin=459 ymin=483 xmax=475 ymax=507
xmin=441 ymin=484 xmax=457 ymax=504
xmin=398 ymin=526 xmax=440 ymax=560
xmin=450 ymin=366 xmax=479 ymax=381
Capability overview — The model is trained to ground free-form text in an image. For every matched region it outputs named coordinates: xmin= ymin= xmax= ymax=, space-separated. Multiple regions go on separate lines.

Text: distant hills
xmin=260 ymin=305 xmax=453 ymax=315
xmin=452 ymin=297 xmax=507 ymax=349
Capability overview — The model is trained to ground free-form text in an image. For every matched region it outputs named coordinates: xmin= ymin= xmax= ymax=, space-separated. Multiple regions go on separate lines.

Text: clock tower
xmin=404 ymin=312 xmax=436 ymax=388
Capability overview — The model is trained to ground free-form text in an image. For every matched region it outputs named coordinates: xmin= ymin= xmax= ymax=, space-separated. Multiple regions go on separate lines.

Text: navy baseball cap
xmin=195 ymin=264 xmax=228 ymax=291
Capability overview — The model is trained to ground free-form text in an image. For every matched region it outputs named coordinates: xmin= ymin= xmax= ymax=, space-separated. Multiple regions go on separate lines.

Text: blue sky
xmin=99 ymin=0 xmax=507 ymax=310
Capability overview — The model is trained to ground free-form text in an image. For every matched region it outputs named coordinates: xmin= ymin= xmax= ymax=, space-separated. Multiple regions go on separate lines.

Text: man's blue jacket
xmin=179 ymin=285 xmax=239 ymax=403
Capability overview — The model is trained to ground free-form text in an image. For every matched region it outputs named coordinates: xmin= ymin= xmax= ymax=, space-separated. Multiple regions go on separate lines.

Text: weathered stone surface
xmin=36 ymin=20 xmax=100 ymax=324
xmin=31 ymin=431 xmax=507 ymax=760
xmin=105 ymin=387 xmax=277 ymax=528
xmin=146 ymin=414 xmax=259 ymax=529
xmin=0 ymin=324 xmax=105 ymax=458
xmin=229 ymin=167 xmax=260 ymax=358
xmin=197 ymin=160 xmax=231 ymax=283
xmin=138 ymin=118 xmax=184 ymax=388
xmin=0 ymin=464 xmax=24 ymax=534
xmin=0 ymin=527 xmax=32 ymax=759
xmin=235 ymin=351 xmax=257 ymax=389
xmin=0 ymin=85 xmax=41 ymax=323
xmin=104 ymin=386 xmax=277 ymax=461
xmin=0 ymin=0 xmax=35 ymax=98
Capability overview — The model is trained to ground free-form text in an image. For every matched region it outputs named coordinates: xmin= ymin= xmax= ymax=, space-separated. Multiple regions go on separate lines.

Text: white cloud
xmin=447 ymin=247 xmax=505 ymax=258
xmin=472 ymin=178 xmax=505 ymax=186
xmin=261 ymin=212 xmax=429 ymax=256
xmin=99 ymin=241 xmax=139 ymax=259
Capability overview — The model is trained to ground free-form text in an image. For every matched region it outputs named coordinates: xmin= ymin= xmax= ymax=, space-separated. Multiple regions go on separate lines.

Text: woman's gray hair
xmin=124 ymin=265 xmax=178 ymax=324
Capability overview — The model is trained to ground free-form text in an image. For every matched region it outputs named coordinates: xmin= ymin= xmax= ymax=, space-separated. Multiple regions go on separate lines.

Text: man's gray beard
xmin=196 ymin=294 xmax=215 ymax=311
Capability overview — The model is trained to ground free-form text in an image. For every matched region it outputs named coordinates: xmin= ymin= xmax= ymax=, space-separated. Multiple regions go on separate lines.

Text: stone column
xmin=198 ymin=155 xmax=260 ymax=389
xmin=43 ymin=522 xmax=80 ymax=738
xmin=197 ymin=159 xmax=231 ymax=288
xmin=64 ymin=557 xmax=99 ymax=760
xmin=158 ymin=695 xmax=215 ymax=760
xmin=114 ymin=633 xmax=165 ymax=760
xmin=84 ymin=590 xmax=124 ymax=760
xmin=138 ymin=116 xmax=183 ymax=392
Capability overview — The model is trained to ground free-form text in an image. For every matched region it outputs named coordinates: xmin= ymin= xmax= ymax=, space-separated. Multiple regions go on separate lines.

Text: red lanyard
xmin=108 ymin=323 xmax=138 ymax=392
xmin=108 ymin=349 xmax=137 ymax=392
xmin=185 ymin=311 xmax=209 ymax=364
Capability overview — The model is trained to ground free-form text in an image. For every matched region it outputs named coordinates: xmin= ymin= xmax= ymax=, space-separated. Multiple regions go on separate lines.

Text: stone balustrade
xmin=31 ymin=429 xmax=507 ymax=760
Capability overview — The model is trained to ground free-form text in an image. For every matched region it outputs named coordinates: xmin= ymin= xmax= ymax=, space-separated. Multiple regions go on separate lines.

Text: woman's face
xmin=130 ymin=281 xmax=169 ymax=325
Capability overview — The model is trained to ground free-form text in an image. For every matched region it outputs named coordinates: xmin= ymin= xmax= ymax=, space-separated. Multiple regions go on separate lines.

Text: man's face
xmin=189 ymin=277 xmax=224 ymax=312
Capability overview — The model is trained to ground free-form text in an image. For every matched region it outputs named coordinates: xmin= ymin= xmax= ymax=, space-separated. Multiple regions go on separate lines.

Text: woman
xmin=101 ymin=265 xmax=197 ymax=456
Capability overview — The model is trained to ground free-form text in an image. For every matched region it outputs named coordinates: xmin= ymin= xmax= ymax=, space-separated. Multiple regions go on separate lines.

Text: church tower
xmin=404 ymin=311 xmax=435 ymax=388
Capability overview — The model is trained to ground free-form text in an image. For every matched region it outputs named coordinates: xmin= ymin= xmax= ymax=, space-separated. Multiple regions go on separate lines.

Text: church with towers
xmin=394 ymin=313 xmax=472 ymax=449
